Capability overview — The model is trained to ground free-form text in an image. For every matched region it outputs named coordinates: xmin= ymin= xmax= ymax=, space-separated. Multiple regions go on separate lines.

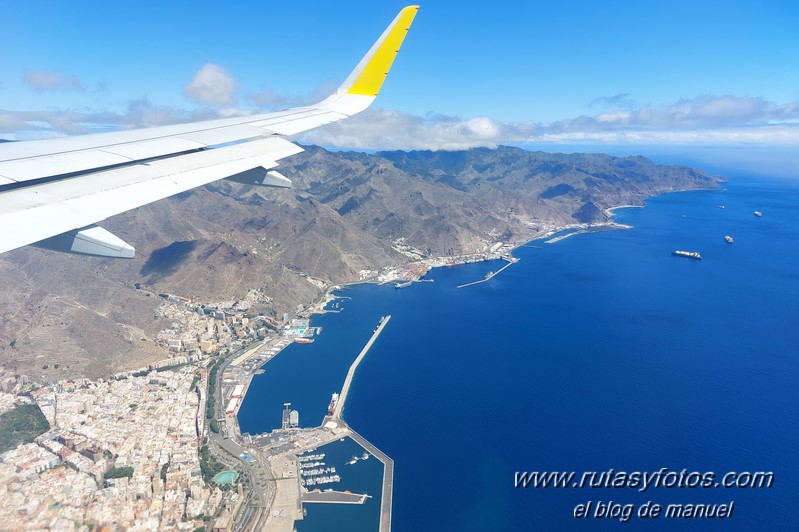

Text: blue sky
xmin=1 ymin=0 xmax=797 ymax=163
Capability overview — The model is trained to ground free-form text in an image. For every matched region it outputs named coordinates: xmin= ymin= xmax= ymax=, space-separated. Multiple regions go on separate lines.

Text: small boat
xmin=754 ymin=211 xmax=762 ymax=217
xmin=724 ymin=236 xmax=733 ymax=243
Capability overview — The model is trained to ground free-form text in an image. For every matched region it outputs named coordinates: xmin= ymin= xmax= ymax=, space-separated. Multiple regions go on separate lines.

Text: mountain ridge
xmin=0 ymin=145 xmax=720 ymax=380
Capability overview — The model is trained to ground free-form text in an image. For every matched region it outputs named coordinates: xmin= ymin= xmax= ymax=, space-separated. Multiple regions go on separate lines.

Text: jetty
xmin=323 ymin=315 xmax=393 ymax=531
xmin=333 ymin=315 xmax=391 ymax=419
xmin=457 ymin=258 xmax=518 ymax=289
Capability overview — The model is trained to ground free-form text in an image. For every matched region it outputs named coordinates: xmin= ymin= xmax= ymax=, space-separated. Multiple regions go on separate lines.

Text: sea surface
xmin=239 ymin=175 xmax=799 ymax=530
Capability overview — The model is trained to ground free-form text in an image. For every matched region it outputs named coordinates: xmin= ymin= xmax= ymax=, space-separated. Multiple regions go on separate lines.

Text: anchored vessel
xmin=672 ymin=250 xmax=702 ymax=260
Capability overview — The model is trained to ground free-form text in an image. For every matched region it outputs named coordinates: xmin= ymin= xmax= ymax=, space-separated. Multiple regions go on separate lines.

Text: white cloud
xmin=183 ymin=63 xmax=238 ymax=106
xmin=3 ymin=93 xmax=798 ymax=148
xmin=22 ymin=70 xmax=86 ymax=92
xmin=589 ymin=95 xmax=799 ymax=128
xmin=0 ymin=101 xmax=253 ymax=139
xmin=303 ymin=95 xmax=799 ymax=150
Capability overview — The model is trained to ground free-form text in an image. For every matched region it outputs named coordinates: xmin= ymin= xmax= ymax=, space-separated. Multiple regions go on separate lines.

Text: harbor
xmin=218 ymin=222 xmax=666 ymax=530
xmin=319 ymin=314 xmax=395 ymax=531
xmin=224 ymin=311 xmax=395 ymax=532
xmin=212 ymin=220 xmax=671 ymax=529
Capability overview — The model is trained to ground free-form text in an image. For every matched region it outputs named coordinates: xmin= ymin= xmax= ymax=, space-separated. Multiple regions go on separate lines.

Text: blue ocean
xmin=239 ymin=173 xmax=799 ymax=530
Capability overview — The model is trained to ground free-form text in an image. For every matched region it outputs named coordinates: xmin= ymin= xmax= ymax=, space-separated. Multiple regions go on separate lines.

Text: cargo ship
xmin=295 ymin=338 xmax=314 ymax=344
xmin=672 ymin=250 xmax=702 ymax=260
xmin=724 ymin=236 xmax=733 ymax=243
xmin=327 ymin=393 xmax=339 ymax=416
xmin=394 ymin=281 xmax=412 ymax=289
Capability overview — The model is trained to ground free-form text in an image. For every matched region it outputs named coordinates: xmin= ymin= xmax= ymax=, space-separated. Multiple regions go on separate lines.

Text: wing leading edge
xmin=0 ymin=5 xmax=419 ymax=258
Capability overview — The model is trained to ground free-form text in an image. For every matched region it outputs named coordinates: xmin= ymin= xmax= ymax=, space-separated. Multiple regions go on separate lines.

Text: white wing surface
xmin=0 ymin=6 xmax=419 ymax=258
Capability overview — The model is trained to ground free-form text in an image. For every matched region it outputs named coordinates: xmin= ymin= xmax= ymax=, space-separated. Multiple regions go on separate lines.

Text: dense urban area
xmin=0 ymin=242 xmax=525 ymax=531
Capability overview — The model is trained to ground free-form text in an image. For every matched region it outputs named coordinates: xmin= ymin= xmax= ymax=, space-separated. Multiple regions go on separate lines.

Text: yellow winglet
xmin=345 ymin=6 xmax=419 ymax=97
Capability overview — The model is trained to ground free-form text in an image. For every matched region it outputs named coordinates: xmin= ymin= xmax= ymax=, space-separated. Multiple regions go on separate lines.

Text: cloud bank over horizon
xmin=2 ymin=76 xmax=798 ymax=150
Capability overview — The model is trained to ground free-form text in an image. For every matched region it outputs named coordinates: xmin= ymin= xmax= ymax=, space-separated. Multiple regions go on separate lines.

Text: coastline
xmin=215 ymin=217 xmax=639 ymax=412
xmin=222 ymin=192 xmax=702 ymax=530
xmin=16 ymin=175 xmax=792 ymax=530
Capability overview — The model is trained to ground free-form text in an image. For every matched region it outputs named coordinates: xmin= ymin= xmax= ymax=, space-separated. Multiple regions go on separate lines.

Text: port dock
xmin=457 ymin=258 xmax=518 ymax=289
xmin=302 ymin=489 xmax=369 ymax=504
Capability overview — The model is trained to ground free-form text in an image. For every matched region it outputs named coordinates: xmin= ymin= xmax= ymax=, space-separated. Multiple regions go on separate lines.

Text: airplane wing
xmin=0 ymin=6 xmax=419 ymax=258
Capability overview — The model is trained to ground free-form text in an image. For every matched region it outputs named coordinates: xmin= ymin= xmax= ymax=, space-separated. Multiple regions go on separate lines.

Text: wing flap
xmin=0 ymin=137 xmax=303 ymax=254
xmin=34 ymin=225 xmax=135 ymax=259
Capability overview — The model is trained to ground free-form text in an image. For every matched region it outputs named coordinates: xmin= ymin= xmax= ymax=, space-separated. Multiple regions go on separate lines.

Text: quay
xmin=457 ymin=258 xmax=518 ymax=289
xmin=302 ymin=489 xmax=370 ymax=504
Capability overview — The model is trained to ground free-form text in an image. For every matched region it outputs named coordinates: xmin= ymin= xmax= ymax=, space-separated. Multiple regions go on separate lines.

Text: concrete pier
xmin=302 ymin=490 xmax=369 ymax=504
xmin=457 ymin=258 xmax=518 ymax=289
xmin=333 ymin=315 xmax=391 ymax=419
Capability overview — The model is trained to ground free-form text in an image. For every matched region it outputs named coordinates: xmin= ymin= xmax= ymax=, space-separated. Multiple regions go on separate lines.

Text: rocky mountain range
xmin=0 ymin=145 xmax=720 ymax=380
